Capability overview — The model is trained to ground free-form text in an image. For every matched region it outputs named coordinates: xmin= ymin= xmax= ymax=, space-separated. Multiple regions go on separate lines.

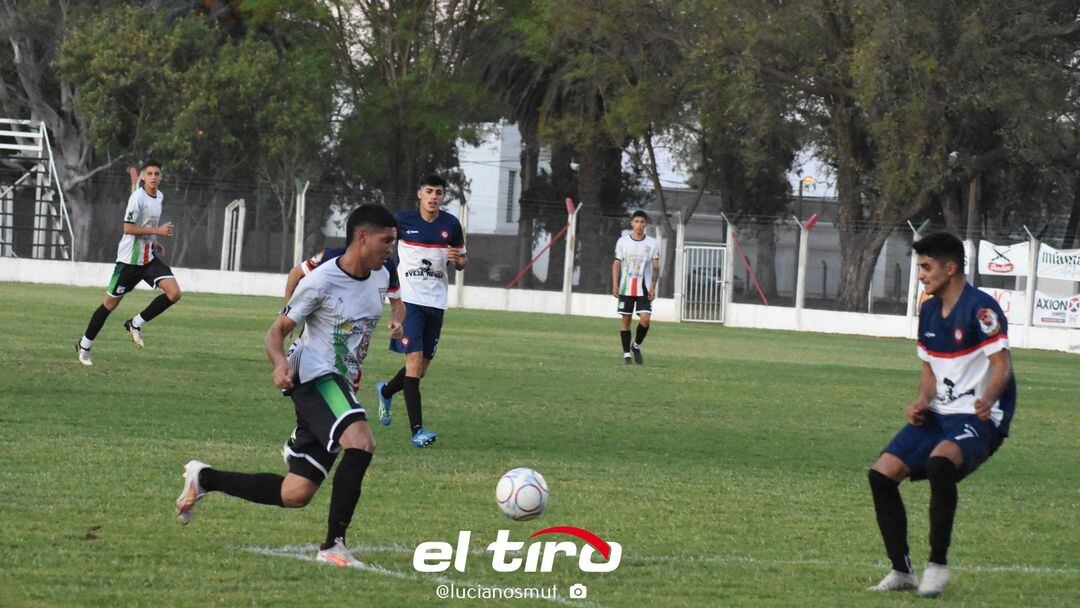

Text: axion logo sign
xmin=413 ymin=527 xmax=622 ymax=573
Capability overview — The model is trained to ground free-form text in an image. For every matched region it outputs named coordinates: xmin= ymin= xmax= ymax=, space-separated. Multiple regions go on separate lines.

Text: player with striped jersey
xmin=867 ymin=232 xmax=1016 ymax=598
xmin=175 ymin=204 xmax=403 ymax=568
xmin=75 ymin=160 xmax=181 ymax=365
xmin=374 ymin=175 xmax=468 ymax=448
xmin=612 ymin=210 xmax=660 ymax=365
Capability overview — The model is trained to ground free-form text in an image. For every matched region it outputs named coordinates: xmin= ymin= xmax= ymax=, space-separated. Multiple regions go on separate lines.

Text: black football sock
xmin=137 ymin=293 xmax=175 ymax=324
xmin=383 ymin=367 xmax=406 ymax=398
xmin=927 ymin=456 xmax=960 ymax=566
xmin=868 ymin=469 xmax=912 ymax=573
xmin=404 ymin=376 xmax=423 ymax=433
xmin=324 ymin=448 xmax=373 ymax=547
xmin=84 ymin=305 xmax=112 ymax=341
xmin=199 ymin=469 xmax=284 ymax=507
xmin=634 ymin=323 xmax=650 ymax=347
xmin=620 ymin=330 xmax=631 ymax=354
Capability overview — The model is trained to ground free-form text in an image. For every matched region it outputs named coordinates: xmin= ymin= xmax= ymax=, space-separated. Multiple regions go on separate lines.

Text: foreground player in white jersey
xmin=612 ymin=210 xmax=659 ymax=365
xmin=75 ymin=160 xmax=181 ymax=365
xmin=374 ymin=175 xmax=467 ymax=448
xmin=867 ymin=232 xmax=1016 ymax=597
xmin=174 ymin=204 xmax=403 ymax=568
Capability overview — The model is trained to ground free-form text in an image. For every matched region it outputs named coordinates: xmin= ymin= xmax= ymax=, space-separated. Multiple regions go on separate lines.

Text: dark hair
xmin=139 ymin=159 xmax=162 ymax=172
xmin=913 ymin=232 xmax=964 ymax=271
xmin=419 ymin=175 xmax=447 ymax=189
xmin=631 ymin=210 xmax=649 ymax=222
xmin=346 ymin=204 xmax=397 ymax=246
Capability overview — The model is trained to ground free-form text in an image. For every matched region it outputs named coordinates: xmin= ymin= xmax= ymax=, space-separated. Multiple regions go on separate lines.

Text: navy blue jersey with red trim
xmin=395 ymin=209 xmax=466 ymax=309
xmin=301 ymin=246 xmax=399 ymax=298
xmin=917 ymin=283 xmax=1016 ymax=435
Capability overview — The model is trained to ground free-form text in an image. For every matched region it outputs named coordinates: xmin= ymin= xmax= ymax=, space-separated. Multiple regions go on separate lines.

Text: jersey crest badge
xmin=977 ymin=308 xmax=1000 ymax=337
xmin=953 ymin=328 xmax=964 ymax=343
xmin=440 ymin=229 xmax=449 ymax=240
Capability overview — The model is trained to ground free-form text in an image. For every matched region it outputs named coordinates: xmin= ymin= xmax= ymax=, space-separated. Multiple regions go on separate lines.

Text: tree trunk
xmin=941 ymin=185 xmax=964 ymax=234
xmin=835 ymin=225 xmax=892 ymax=311
xmin=754 ymin=219 xmax=779 ymax=299
xmin=1062 ymin=172 xmax=1080 ymax=248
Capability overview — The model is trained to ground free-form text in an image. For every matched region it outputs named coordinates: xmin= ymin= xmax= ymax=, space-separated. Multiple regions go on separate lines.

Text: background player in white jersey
xmin=375 ymin=175 xmax=467 ymax=448
xmin=75 ymin=160 xmax=180 ymax=365
xmin=612 ymin=210 xmax=659 ymax=365
xmin=867 ymin=232 xmax=1016 ymax=598
xmin=174 ymin=205 xmax=403 ymax=567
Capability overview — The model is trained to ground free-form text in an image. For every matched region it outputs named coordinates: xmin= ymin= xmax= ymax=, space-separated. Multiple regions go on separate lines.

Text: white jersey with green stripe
xmin=116 ymin=188 xmax=163 ymax=265
xmin=614 ymin=233 xmax=659 ymax=296
xmin=283 ymin=257 xmax=391 ymax=391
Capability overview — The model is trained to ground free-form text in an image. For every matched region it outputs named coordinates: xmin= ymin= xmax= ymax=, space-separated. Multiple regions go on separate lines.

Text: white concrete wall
xmin=3 ymin=258 xmax=1075 ymax=354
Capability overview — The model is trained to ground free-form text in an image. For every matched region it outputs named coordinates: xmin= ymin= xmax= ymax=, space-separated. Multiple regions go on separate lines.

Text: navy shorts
xmin=282 ymin=374 xmax=367 ymax=483
xmin=389 ymin=302 xmax=444 ymax=360
xmin=883 ymin=411 xmax=1004 ymax=480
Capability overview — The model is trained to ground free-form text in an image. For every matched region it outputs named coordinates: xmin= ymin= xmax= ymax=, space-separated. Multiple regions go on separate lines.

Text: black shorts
xmin=617 ymin=289 xmax=652 ymax=316
xmin=106 ymin=258 xmax=175 ymax=297
xmin=282 ymin=374 xmax=367 ymax=483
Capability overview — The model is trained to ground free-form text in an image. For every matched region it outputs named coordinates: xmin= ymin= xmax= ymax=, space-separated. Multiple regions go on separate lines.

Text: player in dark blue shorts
xmin=867 ymin=232 xmax=1016 ymax=598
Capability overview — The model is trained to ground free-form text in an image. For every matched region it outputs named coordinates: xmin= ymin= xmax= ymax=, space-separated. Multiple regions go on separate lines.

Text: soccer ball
xmin=495 ymin=467 xmax=549 ymax=521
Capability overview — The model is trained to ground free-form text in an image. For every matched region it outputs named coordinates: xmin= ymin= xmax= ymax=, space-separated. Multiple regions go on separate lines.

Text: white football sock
xmin=131 ymin=314 xmax=146 ymax=328
xmin=79 ymin=336 xmax=93 ymax=349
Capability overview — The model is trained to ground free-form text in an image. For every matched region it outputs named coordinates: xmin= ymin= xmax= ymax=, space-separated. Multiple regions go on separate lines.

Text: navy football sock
xmin=927 ymin=456 xmax=960 ymax=566
xmin=869 ymin=469 xmax=912 ymax=573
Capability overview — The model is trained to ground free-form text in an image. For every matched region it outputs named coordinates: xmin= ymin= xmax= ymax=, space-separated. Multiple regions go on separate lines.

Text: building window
xmin=505 ymin=170 xmax=517 ymax=223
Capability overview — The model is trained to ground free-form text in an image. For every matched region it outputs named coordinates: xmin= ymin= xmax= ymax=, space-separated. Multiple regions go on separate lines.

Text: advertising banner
xmin=978 ymin=240 xmax=1029 ymax=276
xmin=978 ymin=287 xmax=1027 ymax=325
xmin=1031 ymin=290 xmax=1080 ymax=328
xmin=1036 ymin=244 xmax=1080 ymax=281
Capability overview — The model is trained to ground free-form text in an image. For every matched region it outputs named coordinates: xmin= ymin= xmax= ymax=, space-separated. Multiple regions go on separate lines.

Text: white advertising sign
xmin=978 ymin=240 xmax=1029 ymax=277
xmin=978 ymin=287 xmax=1027 ymax=325
xmin=1036 ymin=244 xmax=1080 ymax=281
xmin=1031 ymin=290 xmax=1080 ymax=329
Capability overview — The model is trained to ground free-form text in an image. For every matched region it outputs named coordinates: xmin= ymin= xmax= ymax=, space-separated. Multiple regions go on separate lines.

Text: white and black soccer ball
xmin=495 ymin=467 xmax=549 ymax=521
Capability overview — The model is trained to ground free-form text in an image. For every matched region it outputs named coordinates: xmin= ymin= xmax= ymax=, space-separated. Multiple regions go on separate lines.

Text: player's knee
xmin=868 ymin=468 xmax=899 ymax=489
xmin=102 ymin=297 xmax=120 ymax=311
xmin=639 ymin=319 xmax=650 ymax=327
xmin=281 ymin=488 xmax=314 ymax=508
xmin=926 ymin=455 xmax=959 ymax=483
xmin=167 ymin=289 xmax=182 ymax=303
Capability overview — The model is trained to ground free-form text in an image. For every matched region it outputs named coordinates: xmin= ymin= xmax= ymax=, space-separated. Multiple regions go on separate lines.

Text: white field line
xmin=246 ymin=543 xmax=1078 ymax=577
xmin=240 ymin=544 xmax=606 ymax=608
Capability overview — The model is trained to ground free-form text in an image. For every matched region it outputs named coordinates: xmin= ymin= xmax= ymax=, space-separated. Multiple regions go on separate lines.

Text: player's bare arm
xmin=907 ymin=361 xmax=936 ymax=425
xmin=447 ymin=248 xmax=468 ymax=270
xmin=284 ymin=264 xmax=306 ymax=302
xmin=974 ymin=350 xmax=1013 ymax=421
xmin=649 ymin=258 xmax=660 ymax=301
xmin=611 ymin=260 xmax=621 ymax=298
xmin=124 ymin=221 xmax=173 ymax=237
xmin=265 ymin=315 xmax=297 ymax=390
xmin=388 ymin=297 xmax=405 ymax=339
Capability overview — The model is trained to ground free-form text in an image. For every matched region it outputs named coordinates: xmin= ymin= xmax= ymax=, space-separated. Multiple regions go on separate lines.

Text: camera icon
xmin=568 ymin=583 xmax=588 ymax=599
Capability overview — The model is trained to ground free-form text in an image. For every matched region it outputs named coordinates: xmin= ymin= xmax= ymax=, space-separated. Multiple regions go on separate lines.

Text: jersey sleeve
xmin=614 ymin=239 xmax=623 ymax=261
xmin=123 ymin=191 xmax=141 ymax=224
xmin=916 ymin=299 xmax=932 ymax=361
xmin=651 ymin=239 xmax=660 ymax=260
xmin=284 ymin=276 xmax=322 ymax=325
xmin=300 ymin=250 xmax=327 ymax=275
xmin=972 ymin=298 xmax=1009 ymax=356
xmin=385 ymin=258 xmax=400 ymax=299
xmin=451 ymin=218 xmax=466 ymax=253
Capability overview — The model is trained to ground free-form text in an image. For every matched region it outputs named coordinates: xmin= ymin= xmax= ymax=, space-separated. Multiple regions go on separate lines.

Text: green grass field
xmin=1 ymin=281 xmax=1077 ymax=607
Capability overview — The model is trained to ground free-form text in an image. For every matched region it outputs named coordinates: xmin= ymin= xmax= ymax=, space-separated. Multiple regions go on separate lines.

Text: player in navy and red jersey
xmin=374 ymin=175 xmax=468 ymax=448
xmin=867 ymin=232 xmax=1016 ymax=598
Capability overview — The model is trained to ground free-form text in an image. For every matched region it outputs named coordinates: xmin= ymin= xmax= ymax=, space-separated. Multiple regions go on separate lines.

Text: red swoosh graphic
xmin=530 ymin=526 xmax=611 ymax=560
